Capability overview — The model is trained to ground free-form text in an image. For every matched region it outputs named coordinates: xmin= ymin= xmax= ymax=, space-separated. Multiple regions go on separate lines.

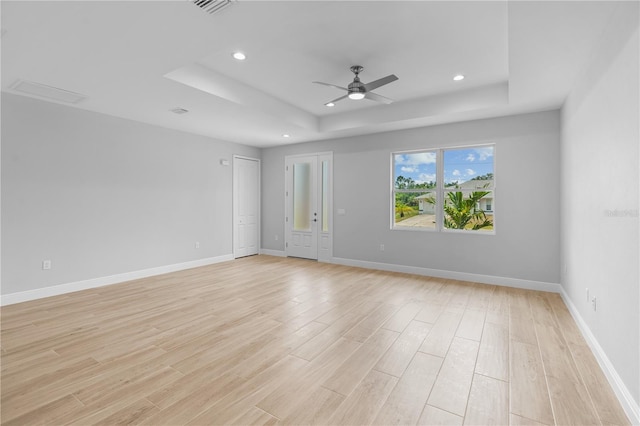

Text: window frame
xmin=391 ymin=144 xmax=495 ymax=235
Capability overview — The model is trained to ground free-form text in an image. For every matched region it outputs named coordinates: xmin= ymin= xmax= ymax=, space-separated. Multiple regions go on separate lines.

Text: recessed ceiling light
xmin=170 ymin=107 xmax=189 ymax=114
xmin=325 ymin=102 xmax=335 ymax=107
xmin=233 ymin=52 xmax=246 ymax=61
xmin=453 ymin=74 xmax=465 ymax=81
xmin=282 ymin=134 xmax=290 ymax=138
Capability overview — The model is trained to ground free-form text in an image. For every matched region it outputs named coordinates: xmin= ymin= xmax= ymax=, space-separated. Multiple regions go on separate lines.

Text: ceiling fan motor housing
xmin=348 ymin=79 xmax=366 ymax=95
xmin=348 ymin=65 xmax=366 ymax=95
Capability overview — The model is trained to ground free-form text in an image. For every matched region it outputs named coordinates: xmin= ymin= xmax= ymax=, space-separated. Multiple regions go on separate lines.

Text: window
xmin=393 ymin=151 xmax=437 ymax=229
xmin=392 ymin=145 xmax=494 ymax=233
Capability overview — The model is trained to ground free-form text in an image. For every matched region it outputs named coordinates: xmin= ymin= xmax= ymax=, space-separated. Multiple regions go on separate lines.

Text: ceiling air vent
xmin=190 ymin=0 xmax=235 ymax=15
xmin=9 ymin=79 xmax=87 ymax=104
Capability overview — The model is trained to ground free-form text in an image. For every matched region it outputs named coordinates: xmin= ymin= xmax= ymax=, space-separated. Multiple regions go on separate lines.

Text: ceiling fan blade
xmin=327 ymin=94 xmax=349 ymax=104
xmin=364 ymin=91 xmax=394 ymax=104
xmin=313 ymin=81 xmax=349 ymax=91
xmin=363 ymin=74 xmax=398 ymax=92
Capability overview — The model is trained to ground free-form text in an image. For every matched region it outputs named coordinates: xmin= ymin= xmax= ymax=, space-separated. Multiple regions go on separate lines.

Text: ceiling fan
xmin=313 ymin=65 xmax=399 ymax=106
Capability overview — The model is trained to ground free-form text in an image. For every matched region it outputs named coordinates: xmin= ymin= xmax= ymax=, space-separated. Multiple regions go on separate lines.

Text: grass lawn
xmin=395 ymin=209 xmax=419 ymax=222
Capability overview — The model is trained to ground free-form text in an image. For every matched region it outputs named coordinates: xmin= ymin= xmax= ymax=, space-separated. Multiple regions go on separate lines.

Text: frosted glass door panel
xmin=286 ymin=155 xmax=318 ymax=260
xmin=322 ymin=160 xmax=329 ymax=233
xmin=293 ymin=162 xmax=312 ymax=231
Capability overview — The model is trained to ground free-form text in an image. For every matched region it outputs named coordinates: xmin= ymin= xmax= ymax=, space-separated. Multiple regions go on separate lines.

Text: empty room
xmin=1 ymin=1 xmax=638 ymax=425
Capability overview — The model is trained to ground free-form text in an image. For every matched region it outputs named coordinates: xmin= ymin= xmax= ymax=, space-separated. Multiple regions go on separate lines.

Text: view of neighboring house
xmin=416 ymin=193 xmax=436 ymax=214
xmin=417 ymin=179 xmax=493 ymax=214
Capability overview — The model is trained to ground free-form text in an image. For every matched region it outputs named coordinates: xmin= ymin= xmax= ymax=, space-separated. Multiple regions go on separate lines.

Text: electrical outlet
xmin=42 ymin=260 xmax=52 ymax=270
xmin=586 ymin=288 xmax=589 ymax=302
xmin=195 ymin=241 xmax=200 ymax=249
xmin=380 ymin=244 xmax=385 ymax=251
xmin=275 ymin=235 xmax=279 ymax=241
xmin=591 ymin=296 xmax=597 ymax=311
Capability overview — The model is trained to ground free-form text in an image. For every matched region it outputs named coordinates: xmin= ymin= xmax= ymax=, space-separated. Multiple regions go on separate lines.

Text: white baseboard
xmin=259 ymin=249 xmax=286 ymax=257
xmin=330 ymin=257 xmax=562 ymax=293
xmin=560 ymin=288 xmax=640 ymax=425
xmin=0 ymin=254 xmax=234 ymax=306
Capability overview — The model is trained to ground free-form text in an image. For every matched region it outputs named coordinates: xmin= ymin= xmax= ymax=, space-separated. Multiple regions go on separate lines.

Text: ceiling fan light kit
xmin=314 ymin=65 xmax=398 ymax=106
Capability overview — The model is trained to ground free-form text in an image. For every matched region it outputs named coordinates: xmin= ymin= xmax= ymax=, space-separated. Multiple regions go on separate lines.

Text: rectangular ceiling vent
xmin=9 ymin=79 xmax=87 ymax=104
xmin=190 ymin=0 xmax=235 ymax=15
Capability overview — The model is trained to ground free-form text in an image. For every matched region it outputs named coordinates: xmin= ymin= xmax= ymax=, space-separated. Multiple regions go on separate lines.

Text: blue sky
xmin=394 ymin=146 xmax=494 ymax=184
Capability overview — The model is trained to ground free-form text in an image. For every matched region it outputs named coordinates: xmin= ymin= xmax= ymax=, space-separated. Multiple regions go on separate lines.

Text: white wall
xmin=1 ymin=93 xmax=260 ymax=297
xmin=561 ymin=2 xmax=639 ymax=416
xmin=262 ymin=110 xmax=561 ymax=286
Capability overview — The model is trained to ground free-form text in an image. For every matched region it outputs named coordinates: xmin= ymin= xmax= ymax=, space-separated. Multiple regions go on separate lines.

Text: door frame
xmin=284 ymin=152 xmax=333 ymax=262
xmin=233 ymin=155 xmax=261 ymax=259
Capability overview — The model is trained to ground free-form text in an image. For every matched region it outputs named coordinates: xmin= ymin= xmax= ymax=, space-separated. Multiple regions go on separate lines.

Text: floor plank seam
xmin=474 ymin=371 xmax=509 ymax=383
xmin=253 ymin=404 xmax=282 ymax=421
xmin=530 ymin=303 xmax=558 ymax=426
xmin=71 ymin=393 xmax=86 ymax=407
xmin=553 ymin=308 xmax=608 ymax=426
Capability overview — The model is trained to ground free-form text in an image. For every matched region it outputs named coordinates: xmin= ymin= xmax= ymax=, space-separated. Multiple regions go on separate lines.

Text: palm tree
xmin=395 ymin=202 xmax=414 ymax=219
xmin=443 ymin=190 xmax=493 ymax=230
xmin=395 ymin=175 xmax=416 ymax=189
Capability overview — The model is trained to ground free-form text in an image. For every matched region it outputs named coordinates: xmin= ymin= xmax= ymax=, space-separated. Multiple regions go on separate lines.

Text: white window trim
xmin=391 ymin=144 xmax=495 ymax=235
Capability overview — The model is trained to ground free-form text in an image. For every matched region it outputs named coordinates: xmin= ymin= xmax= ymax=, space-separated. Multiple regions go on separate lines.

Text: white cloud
xmin=401 ymin=166 xmax=417 ymax=173
xmin=417 ymin=173 xmax=436 ymax=183
xmin=475 ymin=147 xmax=494 ymax=161
xmin=395 ymin=152 xmax=436 ymax=166
xmin=466 ymin=153 xmax=475 ymax=162
xmin=452 ymin=169 xmax=461 ymax=176
xmin=466 ymin=168 xmax=476 ymax=176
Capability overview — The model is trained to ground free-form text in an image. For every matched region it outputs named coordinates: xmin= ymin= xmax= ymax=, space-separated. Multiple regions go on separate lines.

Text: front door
xmin=285 ymin=153 xmax=333 ymax=261
xmin=285 ymin=155 xmax=318 ymax=259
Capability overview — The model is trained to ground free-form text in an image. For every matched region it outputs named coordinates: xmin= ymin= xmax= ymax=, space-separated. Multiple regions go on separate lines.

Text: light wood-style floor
xmin=1 ymin=255 xmax=630 ymax=425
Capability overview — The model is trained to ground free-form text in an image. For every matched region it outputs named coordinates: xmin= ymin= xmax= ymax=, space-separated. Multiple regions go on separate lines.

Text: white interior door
xmin=284 ymin=153 xmax=332 ymax=261
xmin=285 ymin=155 xmax=318 ymax=259
xmin=233 ymin=156 xmax=259 ymax=258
